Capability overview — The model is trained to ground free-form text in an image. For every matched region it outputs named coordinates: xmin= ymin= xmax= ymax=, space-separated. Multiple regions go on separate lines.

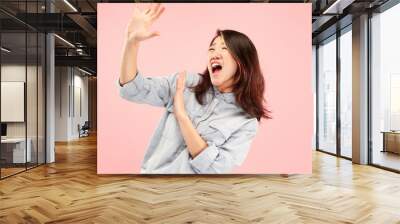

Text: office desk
xmin=381 ymin=131 xmax=400 ymax=154
xmin=1 ymin=138 xmax=32 ymax=163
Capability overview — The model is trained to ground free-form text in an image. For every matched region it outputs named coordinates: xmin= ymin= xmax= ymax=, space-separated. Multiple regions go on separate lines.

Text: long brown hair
xmin=191 ymin=29 xmax=271 ymax=121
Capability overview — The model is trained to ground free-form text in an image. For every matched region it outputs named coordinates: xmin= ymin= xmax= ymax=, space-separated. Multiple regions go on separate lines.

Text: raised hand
xmin=126 ymin=3 xmax=165 ymax=44
xmin=174 ymin=71 xmax=187 ymax=119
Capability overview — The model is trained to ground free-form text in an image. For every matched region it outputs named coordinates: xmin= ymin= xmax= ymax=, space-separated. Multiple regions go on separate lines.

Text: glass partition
xmin=0 ymin=1 xmax=46 ymax=179
xmin=1 ymin=30 xmax=28 ymax=177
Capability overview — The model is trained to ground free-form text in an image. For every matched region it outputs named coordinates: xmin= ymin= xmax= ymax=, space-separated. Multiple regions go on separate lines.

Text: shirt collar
xmin=212 ymin=85 xmax=235 ymax=104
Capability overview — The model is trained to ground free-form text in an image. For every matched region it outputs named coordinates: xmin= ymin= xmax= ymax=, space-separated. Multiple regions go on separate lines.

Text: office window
xmin=371 ymin=3 xmax=400 ymax=171
xmin=339 ymin=27 xmax=352 ymax=158
xmin=317 ymin=36 xmax=337 ymax=154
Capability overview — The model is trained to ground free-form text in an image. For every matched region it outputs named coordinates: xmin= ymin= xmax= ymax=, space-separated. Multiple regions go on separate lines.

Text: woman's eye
xmin=209 ymin=48 xmax=215 ymax=51
xmin=222 ymin=47 xmax=228 ymax=50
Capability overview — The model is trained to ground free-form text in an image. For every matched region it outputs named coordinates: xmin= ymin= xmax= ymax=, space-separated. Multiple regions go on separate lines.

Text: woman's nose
xmin=211 ymin=52 xmax=222 ymax=60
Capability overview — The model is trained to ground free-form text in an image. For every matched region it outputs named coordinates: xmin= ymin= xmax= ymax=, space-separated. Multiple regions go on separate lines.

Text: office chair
xmin=79 ymin=121 xmax=90 ymax=138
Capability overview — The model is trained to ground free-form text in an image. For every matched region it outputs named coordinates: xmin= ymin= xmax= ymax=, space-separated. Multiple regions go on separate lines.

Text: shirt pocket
xmin=202 ymin=120 xmax=234 ymax=146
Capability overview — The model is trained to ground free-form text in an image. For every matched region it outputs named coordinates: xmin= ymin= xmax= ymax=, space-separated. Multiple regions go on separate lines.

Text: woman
xmin=118 ymin=3 xmax=270 ymax=174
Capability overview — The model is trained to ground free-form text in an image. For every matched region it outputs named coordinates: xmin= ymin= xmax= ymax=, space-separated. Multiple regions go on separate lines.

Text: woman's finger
xmin=151 ymin=6 xmax=165 ymax=21
xmin=176 ymin=71 xmax=186 ymax=92
xmin=144 ymin=3 xmax=153 ymax=15
xmin=133 ymin=6 xmax=139 ymax=15
xmin=149 ymin=3 xmax=161 ymax=17
xmin=144 ymin=31 xmax=160 ymax=40
xmin=176 ymin=73 xmax=183 ymax=91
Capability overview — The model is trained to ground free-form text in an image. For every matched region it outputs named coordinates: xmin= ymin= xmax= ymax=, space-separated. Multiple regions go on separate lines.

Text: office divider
xmin=0 ymin=0 xmax=46 ymax=179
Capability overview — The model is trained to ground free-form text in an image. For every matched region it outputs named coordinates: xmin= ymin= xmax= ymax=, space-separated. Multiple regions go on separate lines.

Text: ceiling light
xmin=63 ymin=0 xmax=78 ymax=12
xmin=322 ymin=0 xmax=354 ymax=15
xmin=1 ymin=47 xmax=11 ymax=53
xmin=78 ymin=67 xmax=93 ymax=76
xmin=54 ymin=34 xmax=75 ymax=48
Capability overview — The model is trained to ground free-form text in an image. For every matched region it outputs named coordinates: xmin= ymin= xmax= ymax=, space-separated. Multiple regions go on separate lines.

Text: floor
xmin=0 ymin=167 xmax=25 ymax=178
xmin=316 ymin=144 xmax=400 ymax=171
xmin=1 ymin=163 xmax=42 ymax=178
xmin=372 ymin=150 xmax=400 ymax=171
xmin=0 ymin=134 xmax=400 ymax=223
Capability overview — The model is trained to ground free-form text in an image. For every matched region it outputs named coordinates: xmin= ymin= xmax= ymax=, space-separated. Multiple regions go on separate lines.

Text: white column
xmin=45 ymin=0 xmax=55 ymax=163
xmin=46 ymin=33 xmax=55 ymax=163
xmin=352 ymin=14 xmax=369 ymax=164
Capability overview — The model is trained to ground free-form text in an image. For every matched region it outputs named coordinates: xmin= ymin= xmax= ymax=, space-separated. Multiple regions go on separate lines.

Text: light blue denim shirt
xmin=117 ymin=71 xmax=258 ymax=174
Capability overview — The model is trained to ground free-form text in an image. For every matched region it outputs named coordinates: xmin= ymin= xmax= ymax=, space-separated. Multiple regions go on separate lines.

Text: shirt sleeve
xmin=116 ymin=70 xmax=177 ymax=107
xmin=189 ymin=119 xmax=259 ymax=174
xmin=117 ymin=71 xmax=201 ymax=108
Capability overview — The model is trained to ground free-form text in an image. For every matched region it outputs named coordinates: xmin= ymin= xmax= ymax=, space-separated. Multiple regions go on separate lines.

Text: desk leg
xmin=382 ymin=133 xmax=386 ymax=153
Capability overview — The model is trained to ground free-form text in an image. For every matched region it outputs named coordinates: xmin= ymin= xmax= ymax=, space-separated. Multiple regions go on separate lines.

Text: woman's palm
xmin=127 ymin=4 xmax=165 ymax=42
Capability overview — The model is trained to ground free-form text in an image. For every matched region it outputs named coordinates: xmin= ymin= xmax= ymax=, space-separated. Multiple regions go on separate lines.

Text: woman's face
xmin=207 ymin=36 xmax=238 ymax=92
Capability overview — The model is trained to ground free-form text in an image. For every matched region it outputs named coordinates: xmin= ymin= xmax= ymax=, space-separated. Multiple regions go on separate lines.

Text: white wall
xmin=72 ymin=73 xmax=89 ymax=138
xmin=55 ymin=66 xmax=70 ymax=141
xmin=55 ymin=67 xmax=89 ymax=141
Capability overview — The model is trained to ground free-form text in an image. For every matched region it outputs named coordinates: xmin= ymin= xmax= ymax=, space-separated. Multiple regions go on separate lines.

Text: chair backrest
xmin=82 ymin=121 xmax=90 ymax=129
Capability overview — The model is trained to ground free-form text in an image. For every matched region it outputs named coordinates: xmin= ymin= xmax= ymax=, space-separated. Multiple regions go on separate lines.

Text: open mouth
xmin=211 ymin=63 xmax=223 ymax=74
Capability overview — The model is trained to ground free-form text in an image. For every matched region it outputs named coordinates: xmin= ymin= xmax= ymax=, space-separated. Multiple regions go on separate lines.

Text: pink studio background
xmin=98 ymin=3 xmax=312 ymax=174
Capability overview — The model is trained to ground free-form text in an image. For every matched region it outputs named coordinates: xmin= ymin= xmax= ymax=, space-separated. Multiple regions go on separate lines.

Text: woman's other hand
xmin=174 ymin=71 xmax=188 ymax=120
xmin=126 ymin=3 xmax=165 ymax=44
xmin=173 ymin=71 xmax=209 ymax=159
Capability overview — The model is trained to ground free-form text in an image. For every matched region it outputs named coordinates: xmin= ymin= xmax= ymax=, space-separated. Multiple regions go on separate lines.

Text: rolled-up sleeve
xmin=117 ymin=71 xmax=178 ymax=107
xmin=189 ymin=119 xmax=258 ymax=174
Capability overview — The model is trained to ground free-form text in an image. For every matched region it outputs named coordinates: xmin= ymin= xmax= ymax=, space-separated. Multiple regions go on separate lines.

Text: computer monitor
xmin=1 ymin=123 xmax=7 ymax=137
